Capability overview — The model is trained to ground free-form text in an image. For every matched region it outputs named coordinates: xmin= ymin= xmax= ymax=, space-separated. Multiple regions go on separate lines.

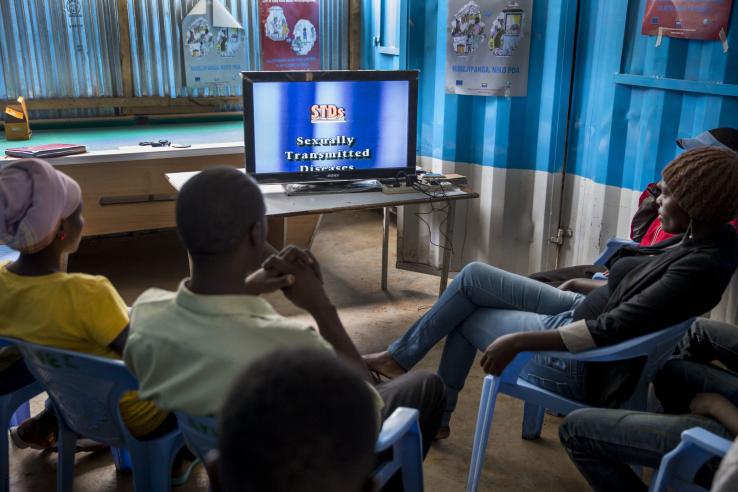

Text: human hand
xmin=269 ymin=246 xmax=323 ymax=281
xmin=690 ymin=393 xmax=733 ymax=418
xmin=558 ymin=279 xmax=576 ymax=292
xmin=243 ymin=267 xmax=295 ymax=296
xmin=262 ymin=247 xmax=331 ymax=313
xmin=480 ymin=334 xmax=520 ymax=376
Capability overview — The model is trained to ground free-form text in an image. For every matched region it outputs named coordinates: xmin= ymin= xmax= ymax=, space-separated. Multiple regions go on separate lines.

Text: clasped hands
xmin=244 ymin=246 xmax=332 ymax=312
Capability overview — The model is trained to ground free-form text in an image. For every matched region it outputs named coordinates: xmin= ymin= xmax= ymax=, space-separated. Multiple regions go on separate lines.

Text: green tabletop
xmin=0 ymin=114 xmax=245 ymax=154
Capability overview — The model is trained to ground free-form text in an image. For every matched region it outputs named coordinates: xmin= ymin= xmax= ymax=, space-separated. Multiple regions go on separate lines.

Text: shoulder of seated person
xmin=59 ymin=272 xmax=115 ymax=291
xmin=132 ymin=287 xmax=176 ymax=306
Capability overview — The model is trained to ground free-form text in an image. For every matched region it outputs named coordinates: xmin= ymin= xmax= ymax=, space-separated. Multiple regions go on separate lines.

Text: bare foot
xmin=363 ymin=351 xmax=407 ymax=380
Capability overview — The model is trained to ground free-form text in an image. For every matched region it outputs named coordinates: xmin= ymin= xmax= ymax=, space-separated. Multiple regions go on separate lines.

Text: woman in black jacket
xmin=365 ymin=147 xmax=738 ymax=438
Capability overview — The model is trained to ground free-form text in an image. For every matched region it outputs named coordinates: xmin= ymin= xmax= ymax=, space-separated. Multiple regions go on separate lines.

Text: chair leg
xmin=56 ymin=426 xmax=77 ymax=492
xmin=466 ymin=376 xmax=501 ymax=492
xmin=128 ymin=435 xmax=183 ymax=492
xmin=521 ymin=402 xmax=545 ymax=440
xmin=398 ymin=422 xmax=424 ymax=492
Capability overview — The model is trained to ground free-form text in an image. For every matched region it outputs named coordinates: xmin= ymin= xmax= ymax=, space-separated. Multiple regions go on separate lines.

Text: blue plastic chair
xmin=466 ymin=319 xmax=694 ymax=492
xmin=649 ymin=427 xmax=733 ymax=492
xmin=0 ymin=246 xmax=19 ymax=263
xmin=0 ymin=337 xmax=43 ymax=492
xmin=176 ymin=407 xmax=424 ymax=491
xmin=592 ymin=237 xmax=638 ymax=267
xmin=14 ymin=340 xmax=183 ymax=492
xmin=373 ymin=407 xmax=424 ymax=491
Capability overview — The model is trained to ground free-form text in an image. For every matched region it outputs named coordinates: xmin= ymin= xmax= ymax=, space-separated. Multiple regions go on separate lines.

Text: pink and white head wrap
xmin=0 ymin=158 xmax=82 ymax=254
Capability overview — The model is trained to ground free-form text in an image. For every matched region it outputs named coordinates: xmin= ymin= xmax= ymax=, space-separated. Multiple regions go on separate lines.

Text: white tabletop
xmin=165 ymin=170 xmax=478 ymax=218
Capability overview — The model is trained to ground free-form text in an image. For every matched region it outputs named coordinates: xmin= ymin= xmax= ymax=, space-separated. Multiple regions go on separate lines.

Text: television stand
xmin=282 ymin=180 xmax=381 ymax=196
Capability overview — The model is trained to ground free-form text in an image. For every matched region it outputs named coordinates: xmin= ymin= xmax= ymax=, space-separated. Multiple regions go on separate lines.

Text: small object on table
xmin=5 ymin=143 xmax=87 ymax=158
xmin=4 ymin=96 xmax=32 ymax=141
xmin=170 ymin=143 xmax=191 ymax=148
xmin=139 ymin=140 xmax=171 ymax=147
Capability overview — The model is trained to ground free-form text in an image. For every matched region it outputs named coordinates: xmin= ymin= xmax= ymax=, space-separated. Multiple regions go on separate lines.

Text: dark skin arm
xmin=480 ymin=330 xmax=567 ymax=376
xmin=263 ymin=248 xmax=373 ymax=383
xmin=691 ymin=393 xmax=738 ymax=436
xmin=558 ymin=278 xmax=606 ymax=295
xmin=107 ymin=325 xmax=129 ymax=356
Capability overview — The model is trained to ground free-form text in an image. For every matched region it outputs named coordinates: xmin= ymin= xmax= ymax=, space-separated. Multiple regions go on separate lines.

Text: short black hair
xmin=175 ymin=167 xmax=265 ymax=257
xmin=218 ymin=349 xmax=378 ymax=492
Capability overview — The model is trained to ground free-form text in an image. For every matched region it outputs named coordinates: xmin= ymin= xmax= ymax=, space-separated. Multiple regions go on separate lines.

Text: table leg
xmin=439 ymin=201 xmax=456 ymax=295
xmin=382 ymin=206 xmax=390 ymax=291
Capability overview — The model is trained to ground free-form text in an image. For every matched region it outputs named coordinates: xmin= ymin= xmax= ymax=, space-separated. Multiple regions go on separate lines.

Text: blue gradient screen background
xmin=251 ymin=80 xmax=410 ymax=174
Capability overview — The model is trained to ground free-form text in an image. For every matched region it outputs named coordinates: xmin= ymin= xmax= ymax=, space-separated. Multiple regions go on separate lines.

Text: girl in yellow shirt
xmin=0 ymin=158 xmax=170 ymax=447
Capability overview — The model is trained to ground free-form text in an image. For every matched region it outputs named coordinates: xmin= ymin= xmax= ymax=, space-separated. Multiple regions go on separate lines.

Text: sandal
xmin=171 ymin=458 xmax=201 ymax=487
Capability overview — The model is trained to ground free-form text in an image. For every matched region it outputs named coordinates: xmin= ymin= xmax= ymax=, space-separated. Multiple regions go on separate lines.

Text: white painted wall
xmin=399 ymin=163 xmax=738 ymax=324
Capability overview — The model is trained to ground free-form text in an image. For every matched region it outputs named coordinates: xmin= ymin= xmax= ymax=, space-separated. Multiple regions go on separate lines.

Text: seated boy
xmin=123 ymin=167 xmax=445 ymax=458
xmin=210 ymin=348 xmax=379 ymax=492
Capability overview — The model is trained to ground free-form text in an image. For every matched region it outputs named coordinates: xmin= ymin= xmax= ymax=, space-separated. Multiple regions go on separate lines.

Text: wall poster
xmin=642 ymin=0 xmax=733 ymax=40
xmin=445 ymin=0 xmax=533 ymax=97
xmin=259 ymin=0 xmax=320 ymax=71
xmin=183 ymin=0 xmax=247 ymax=93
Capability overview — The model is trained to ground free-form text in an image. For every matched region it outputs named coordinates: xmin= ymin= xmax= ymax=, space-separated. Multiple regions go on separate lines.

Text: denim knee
xmin=558 ymin=408 xmax=599 ymax=448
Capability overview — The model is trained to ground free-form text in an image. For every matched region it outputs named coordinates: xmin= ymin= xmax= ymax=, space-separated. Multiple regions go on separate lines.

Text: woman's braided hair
xmin=662 ymin=147 xmax=738 ymax=224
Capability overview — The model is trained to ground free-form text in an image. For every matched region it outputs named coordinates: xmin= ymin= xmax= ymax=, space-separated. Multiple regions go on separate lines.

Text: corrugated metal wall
xmin=0 ymin=0 xmax=348 ymax=102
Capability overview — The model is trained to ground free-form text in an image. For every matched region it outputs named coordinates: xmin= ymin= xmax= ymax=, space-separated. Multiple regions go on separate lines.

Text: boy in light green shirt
xmin=123 ymin=168 xmax=445 ymax=460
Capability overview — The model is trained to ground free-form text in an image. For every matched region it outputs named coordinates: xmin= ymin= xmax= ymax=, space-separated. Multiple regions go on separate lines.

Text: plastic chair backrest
xmin=175 ymin=412 xmax=217 ymax=464
xmin=14 ymin=340 xmax=138 ymax=448
xmin=593 ymin=237 xmax=638 ymax=266
xmin=650 ymin=427 xmax=733 ymax=492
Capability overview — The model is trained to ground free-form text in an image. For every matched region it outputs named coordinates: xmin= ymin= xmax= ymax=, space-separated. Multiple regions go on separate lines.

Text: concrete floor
xmin=8 ymin=210 xmax=589 ymax=491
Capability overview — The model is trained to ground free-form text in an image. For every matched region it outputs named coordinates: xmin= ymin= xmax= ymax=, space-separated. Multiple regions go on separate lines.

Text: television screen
xmin=242 ymin=70 xmax=418 ymax=183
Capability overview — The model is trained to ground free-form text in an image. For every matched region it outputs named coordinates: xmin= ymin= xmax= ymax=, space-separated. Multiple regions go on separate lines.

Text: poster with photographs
xmin=260 ymin=0 xmax=320 ymax=71
xmin=183 ymin=0 xmax=247 ymax=92
xmin=445 ymin=0 xmax=533 ymax=97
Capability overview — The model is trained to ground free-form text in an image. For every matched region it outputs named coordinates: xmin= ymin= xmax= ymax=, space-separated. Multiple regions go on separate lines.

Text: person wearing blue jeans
xmin=559 ymin=358 xmax=738 ymax=491
xmin=365 ymin=147 xmax=738 ymax=439
xmin=369 ymin=261 xmax=585 ymax=431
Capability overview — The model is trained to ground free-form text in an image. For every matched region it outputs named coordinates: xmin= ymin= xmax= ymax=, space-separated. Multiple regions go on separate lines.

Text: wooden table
xmin=166 ymin=171 xmax=479 ymax=294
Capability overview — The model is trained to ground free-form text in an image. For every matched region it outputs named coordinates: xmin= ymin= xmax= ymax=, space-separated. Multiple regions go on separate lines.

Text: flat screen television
xmin=242 ymin=70 xmax=419 ymax=184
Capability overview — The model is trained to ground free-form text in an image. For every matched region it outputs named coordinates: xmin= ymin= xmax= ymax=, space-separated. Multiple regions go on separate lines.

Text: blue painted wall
xmin=367 ymin=0 xmax=738 ymax=191
xmin=408 ymin=0 xmax=578 ymax=176
xmin=569 ymin=0 xmax=738 ymax=191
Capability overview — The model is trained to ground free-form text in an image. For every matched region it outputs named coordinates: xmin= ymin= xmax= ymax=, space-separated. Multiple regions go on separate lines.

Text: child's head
xmin=213 ymin=348 xmax=378 ymax=492
xmin=0 ymin=158 xmax=83 ymax=255
xmin=176 ymin=167 xmax=266 ymax=266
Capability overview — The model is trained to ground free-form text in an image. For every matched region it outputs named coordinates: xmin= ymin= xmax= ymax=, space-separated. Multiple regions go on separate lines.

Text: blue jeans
xmin=388 ymin=262 xmax=585 ymax=425
xmin=560 ymin=408 xmax=731 ymax=491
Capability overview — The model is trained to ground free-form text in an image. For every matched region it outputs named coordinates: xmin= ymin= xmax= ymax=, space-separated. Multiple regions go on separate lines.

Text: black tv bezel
xmin=241 ymin=70 xmax=419 ymax=184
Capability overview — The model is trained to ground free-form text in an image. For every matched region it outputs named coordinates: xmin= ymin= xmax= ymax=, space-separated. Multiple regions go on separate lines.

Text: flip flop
xmin=369 ymin=368 xmax=395 ymax=385
xmin=171 ymin=458 xmax=201 ymax=487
